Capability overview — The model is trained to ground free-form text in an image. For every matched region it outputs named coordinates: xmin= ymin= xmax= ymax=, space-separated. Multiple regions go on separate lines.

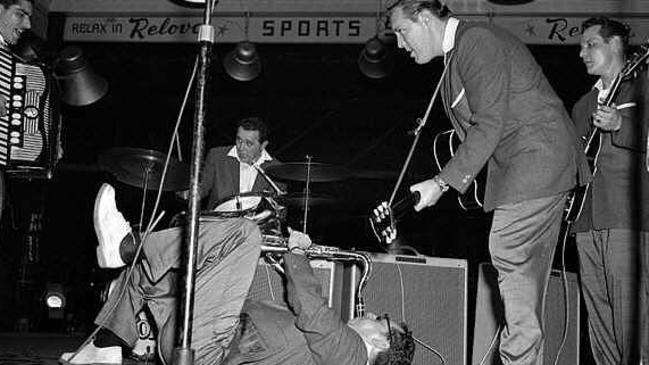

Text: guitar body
xmin=433 ymin=129 xmax=485 ymax=211
xmin=564 ymin=130 xmax=600 ymax=223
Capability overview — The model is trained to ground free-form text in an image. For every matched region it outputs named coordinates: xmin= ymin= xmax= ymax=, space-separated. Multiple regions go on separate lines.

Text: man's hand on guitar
xmin=410 ymin=178 xmax=445 ymax=212
xmin=592 ymin=103 xmax=622 ymax=132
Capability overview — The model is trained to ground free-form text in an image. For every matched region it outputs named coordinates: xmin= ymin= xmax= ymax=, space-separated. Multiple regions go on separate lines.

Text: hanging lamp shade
xmin=358 ymin=36 xmax=394 ymax=79
xmin=169 ymin=0 xmax=206 ymax=7
xmin=223 ymin=41 xmax=261 ymax=82
xmin=56 ymin=46 xmax=108 ymax=106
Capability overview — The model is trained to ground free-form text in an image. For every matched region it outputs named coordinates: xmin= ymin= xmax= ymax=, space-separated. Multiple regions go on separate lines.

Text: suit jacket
xmin=225 ymin=254 xmax=367 ymax=365
xmin=571 ymin=77 xmax=649 ymax=232
xmin=439 ymin=21 xmax=590 ymax=212
xmin=200 ymin=146 xmax=283 ymax=210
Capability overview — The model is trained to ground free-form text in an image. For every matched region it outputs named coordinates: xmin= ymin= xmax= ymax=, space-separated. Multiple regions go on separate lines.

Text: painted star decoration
xmin=215 ymin=23 xmax=229 ymax=37
xmin=524 ymin=23 xmax=536 ymax=37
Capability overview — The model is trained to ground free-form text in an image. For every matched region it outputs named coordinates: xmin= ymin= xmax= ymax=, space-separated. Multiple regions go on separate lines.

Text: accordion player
xmin=0 ymin=46 xmax=61 ymax=179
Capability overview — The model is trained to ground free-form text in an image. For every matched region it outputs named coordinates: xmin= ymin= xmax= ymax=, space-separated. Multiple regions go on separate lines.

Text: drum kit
xmin=98 ymin=147 xmax=354 ymax=235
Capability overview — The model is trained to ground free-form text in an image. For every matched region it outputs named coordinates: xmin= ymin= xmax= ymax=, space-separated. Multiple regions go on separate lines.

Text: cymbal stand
xmin=175 ymin=1 xmax=216 ymax=365
xmin=302 ymin=155 xmax=312 ymax=233
xmin=137 ymin=162 xmax=154 ymax=233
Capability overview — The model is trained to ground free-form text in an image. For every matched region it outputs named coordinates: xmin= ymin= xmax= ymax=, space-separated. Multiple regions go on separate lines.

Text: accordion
xmin=0 ymin=47 xmax=60 ymax=179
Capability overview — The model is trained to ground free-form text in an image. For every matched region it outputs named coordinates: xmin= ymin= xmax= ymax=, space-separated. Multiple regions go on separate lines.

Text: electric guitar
xmin=369 ymin=129 xmax=486 ymax=246
xmin=564 ymin=40 xmax=649 ymax=223
xmin=433 ymin=129 xmax=485 ymax=211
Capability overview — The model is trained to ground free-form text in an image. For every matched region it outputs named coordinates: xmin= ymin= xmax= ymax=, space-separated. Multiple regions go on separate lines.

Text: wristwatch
xmin=433 ymin=175 xmax=450 ymax=193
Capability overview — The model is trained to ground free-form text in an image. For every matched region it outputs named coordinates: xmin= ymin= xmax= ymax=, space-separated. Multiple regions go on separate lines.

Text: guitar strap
xmin=387 ymin=59 xmax=451 ymax=205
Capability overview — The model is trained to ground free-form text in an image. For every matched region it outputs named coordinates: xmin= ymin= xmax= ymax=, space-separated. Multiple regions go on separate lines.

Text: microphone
xmin=254 ymin=165 xmax=286 ymax=196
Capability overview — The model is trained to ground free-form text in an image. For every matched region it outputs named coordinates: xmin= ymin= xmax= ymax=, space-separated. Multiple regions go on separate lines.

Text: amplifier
xmin=471 ymin=263 xmax=580 ymax=365
xmin=346 ymin=253 xmax=468 ymax=365
xmin=246 ymin=258 xmax=347 ymax=316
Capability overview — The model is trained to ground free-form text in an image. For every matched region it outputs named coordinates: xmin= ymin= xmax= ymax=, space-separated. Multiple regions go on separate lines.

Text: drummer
xmin=199 ymin=116 xmax=285 ymax=210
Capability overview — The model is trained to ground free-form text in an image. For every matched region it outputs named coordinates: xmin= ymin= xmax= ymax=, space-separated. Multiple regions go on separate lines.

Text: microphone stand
xmin=387 ymin=63 xmax=449 ymax=207
xmin=174 ymin=1 xmax=216 ymax=365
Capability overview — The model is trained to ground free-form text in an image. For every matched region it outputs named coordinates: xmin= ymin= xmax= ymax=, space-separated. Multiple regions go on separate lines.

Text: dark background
xmin=0 ymin=38 xmax=593 ymax=333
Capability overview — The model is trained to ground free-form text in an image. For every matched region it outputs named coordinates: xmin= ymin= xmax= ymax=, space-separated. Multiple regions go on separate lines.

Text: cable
xmin=64 ymin=213 xmax=165 ymax=364
xmin=396 ymin=262 xmax=446 ymax=364
xmin=413 ymin=335 xmax=446 ymax=365
xmin=65 ymin=53 xmax=200 ymax=365
xmin=478 ymin=325 xmax=501 ymax=365
xmin=552 ymin=221 xmax=572 ymax=365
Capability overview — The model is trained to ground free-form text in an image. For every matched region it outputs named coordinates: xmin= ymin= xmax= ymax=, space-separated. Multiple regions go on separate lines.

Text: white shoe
xmin=59 ymin=342 xmax=122 ymax=364
xmin=94 ymin=183 xmax=131 ymax=269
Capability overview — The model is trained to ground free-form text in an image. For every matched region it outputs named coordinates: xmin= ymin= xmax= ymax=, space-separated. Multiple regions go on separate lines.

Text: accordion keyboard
xmin=0 ymin=47 xmax=50 ymax=168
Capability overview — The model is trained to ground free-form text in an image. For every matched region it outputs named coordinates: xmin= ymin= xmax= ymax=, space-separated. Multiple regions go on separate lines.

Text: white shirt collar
xmin=593 ymin=78 xmax=611 ymax=103
xmin=227 ymin=145 xmax=272 ymax=166
xmin=442 ymin=17 xmax=460 ymax=55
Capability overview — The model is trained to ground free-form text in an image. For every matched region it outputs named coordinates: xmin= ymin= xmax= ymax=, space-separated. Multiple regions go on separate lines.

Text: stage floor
xmin=0 ymin=333 xmax=146 ymax=365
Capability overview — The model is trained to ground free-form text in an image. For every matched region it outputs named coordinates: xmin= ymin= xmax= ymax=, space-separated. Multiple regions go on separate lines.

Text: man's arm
xmin=609 ymin=81 xmax=646 ymax=151
xmin=283 ymin=253 xmax=367 ymax=365
xmin=439 ymin=27 xmax=508 ymax=193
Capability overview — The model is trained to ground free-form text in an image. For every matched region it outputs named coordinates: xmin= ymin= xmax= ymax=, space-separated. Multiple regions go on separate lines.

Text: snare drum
xmin=213 ymin=192 xmax=268 ymax=218
xmin=209 ymin=192 xmax=286 ymax=235
xmin=170 ymin=192 xmax=286 ymax=235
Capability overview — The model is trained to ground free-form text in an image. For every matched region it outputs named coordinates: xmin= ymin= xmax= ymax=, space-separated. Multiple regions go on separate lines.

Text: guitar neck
xmin=391 ymin=191 xmax=420 ymax=219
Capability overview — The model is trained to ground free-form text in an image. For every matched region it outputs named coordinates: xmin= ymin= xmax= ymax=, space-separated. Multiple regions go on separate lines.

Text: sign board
xmin=49 ymin=0 xmax=649 ymax=44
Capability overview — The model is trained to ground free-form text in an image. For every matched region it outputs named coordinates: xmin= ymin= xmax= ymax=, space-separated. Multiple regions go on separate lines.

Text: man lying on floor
xmin=60 ymin=183 xmax=415 ymax=365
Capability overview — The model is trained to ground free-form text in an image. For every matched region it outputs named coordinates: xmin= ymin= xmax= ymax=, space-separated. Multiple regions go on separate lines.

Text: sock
xmin=119 ymin=231 xmax=140 ymax=265
xmin=94 ymin=328 xmax=128 ymax=349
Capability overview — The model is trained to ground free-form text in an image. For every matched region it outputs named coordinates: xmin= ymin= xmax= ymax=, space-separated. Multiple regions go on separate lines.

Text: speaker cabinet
xmin=347 ymin=253 xmax=468 ymax=365
xmin=246 ymin=258 xmax=347 ymax=316
xmin=471 ymin=263 xmax=580 ymax=365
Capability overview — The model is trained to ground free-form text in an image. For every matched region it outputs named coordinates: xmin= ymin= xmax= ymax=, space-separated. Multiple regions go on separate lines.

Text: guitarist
xmin=388 ymin=1 xmax=590 ymax=365
xmin=572 ymin=17 xmax=649 ymax=365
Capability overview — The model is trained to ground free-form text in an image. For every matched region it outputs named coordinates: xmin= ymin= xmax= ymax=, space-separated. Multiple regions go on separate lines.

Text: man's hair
xmin=0 ymin=0 xmax=33 ymax=7
xmin=581 ymin=16 xmax=630 ymax=53
xmin=373 ymin=322 xmax=416 ymax=365
xmin=237 ymin=116 xmax=269 ymax=143
xmin=387 ymin=0 xmax=451 ymax=21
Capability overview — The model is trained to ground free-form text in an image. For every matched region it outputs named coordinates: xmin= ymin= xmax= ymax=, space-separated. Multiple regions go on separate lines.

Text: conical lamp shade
xmin=223 ymin=41 xmax=261 ymax=82
xmin=169 ymin=0 xmax=206 ymax=7
xmin=56 ymin=46 xmax=108 ymax=106
xmin=358 ymin=37 xmax=394 ymax=79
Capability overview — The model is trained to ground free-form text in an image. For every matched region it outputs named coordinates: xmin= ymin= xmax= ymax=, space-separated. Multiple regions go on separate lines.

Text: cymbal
xmin=265 ymin=162 xmax=351 ymax=182
xmin=277 ymin=192 xmax=336 ymax=207
xmin=98 ymin=147 xmax=189 ymax=191
xmin=349 ymin=169 xmax=398 ymax=180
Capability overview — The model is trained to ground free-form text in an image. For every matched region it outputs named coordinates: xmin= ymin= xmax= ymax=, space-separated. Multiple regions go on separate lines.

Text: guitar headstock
xmin=621 ymin=38 xmax=649 ymax=79
xmin=369 ymin=201 xmax=397 ymax=245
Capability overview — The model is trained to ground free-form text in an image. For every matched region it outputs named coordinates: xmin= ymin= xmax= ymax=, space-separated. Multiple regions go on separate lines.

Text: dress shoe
xmin=94 ymin=183 xmax=131 ymax=268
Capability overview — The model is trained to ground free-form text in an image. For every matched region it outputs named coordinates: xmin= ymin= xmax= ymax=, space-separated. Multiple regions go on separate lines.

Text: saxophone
xmin=261 ymin=235 xmax=371 ymax=318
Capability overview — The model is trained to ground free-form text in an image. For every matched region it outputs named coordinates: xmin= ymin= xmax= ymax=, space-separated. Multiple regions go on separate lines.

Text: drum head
xmin=213 ymin=192 xmax=270 ymax=215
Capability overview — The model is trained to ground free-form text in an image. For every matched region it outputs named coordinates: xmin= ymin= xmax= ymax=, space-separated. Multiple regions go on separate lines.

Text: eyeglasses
xmin=377 ymin=313 xmax=393 ymax=344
